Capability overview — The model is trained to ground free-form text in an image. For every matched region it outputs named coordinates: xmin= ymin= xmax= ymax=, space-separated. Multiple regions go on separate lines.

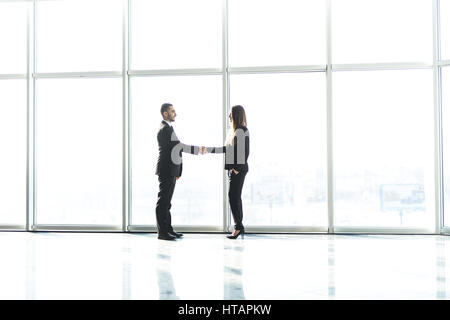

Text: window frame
xmin=0 ymin=0 xmax=448 ymax=235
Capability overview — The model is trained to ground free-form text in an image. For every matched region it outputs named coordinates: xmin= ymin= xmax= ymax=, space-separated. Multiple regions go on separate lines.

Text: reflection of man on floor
xmin=157 ymin=241 xmax=179 ymax=300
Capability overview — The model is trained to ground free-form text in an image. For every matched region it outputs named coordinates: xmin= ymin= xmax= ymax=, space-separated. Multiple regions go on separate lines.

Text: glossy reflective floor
xmin=0 ymin=232 xmax=449 ymax=299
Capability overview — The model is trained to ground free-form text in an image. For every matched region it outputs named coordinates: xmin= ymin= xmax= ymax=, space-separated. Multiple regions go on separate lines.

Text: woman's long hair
xmin=225 ymin=105 xmax=247 ymax=146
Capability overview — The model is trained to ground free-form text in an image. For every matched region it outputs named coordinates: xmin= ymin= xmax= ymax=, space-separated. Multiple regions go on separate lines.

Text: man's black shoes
xmin=157 ymin=231 xmax=183 ymax=240
xmin=158 ymin=233 xmax=177 ymax=241
xmin=169 ymin=231 xmax=183 ymax=238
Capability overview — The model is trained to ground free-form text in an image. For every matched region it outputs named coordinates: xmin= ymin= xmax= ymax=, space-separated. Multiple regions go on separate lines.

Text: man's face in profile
xmin=165 ymin=106 xmax=177 ymax=122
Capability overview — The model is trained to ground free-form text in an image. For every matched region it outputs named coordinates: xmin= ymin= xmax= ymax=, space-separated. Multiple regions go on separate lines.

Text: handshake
xmin=199 ymin=146 xmax=209 ymax=155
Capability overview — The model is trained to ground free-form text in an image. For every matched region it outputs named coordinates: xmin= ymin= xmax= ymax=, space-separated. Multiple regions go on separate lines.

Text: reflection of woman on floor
xmin=224 ymin=243 xmax=245 ymax=300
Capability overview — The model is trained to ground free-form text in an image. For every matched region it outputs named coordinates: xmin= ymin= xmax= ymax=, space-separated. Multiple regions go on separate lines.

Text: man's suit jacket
xmin=156 ymin=121 xmax=199 ymax=177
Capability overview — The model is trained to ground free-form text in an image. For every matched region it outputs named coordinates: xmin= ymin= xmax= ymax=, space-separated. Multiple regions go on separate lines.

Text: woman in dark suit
xmin=204 ymin=105 xmax=249 ymax=239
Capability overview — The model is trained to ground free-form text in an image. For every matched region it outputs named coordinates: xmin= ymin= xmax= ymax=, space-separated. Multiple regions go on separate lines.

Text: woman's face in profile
xmin=228 ymin=112 xmax=233 ymax=123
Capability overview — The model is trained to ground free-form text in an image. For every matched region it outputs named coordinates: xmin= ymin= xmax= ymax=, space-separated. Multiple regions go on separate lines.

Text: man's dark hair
xmin=161 ymin=103 xmax=173 ymax=117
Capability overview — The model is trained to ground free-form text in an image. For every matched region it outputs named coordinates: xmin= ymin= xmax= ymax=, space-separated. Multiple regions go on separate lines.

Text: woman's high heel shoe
xmin=227 ymin=229 xmax=244 ymax=239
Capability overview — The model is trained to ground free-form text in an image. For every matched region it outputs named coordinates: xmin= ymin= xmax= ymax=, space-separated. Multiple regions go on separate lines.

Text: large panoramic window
xmin=442 ymin=0 xmax=450 ymax=60
xmin=230 ymin=73 xmax=327 ymax=227
xmin=130 ymin=76 xmax=223 ymax=227
xmin=443 ymin=67 xmax=450 ymax=228
xmin=332 ymin=0 xmax=432 ymax=64
xmin=333 ymin=69 xmax=435 ymax=229
xmin=0 ymin=80 xmax=27 ymax=226
xmin=1 ymin=0 xmax=449 ymax=233
xmin=36 ymin=0 xmax=122 ymax=72
xmin=0 ymin=1 xmax=27 ymax=74
xmin=36 ymin=78 xmax=122 ymax=225
xmin=0 ymin=1 xmax=27 ymax=227
xmin=131 ymin=0 xmax=222 ymax=70
xmin=228 ymin=0 xmax=326 ymax=67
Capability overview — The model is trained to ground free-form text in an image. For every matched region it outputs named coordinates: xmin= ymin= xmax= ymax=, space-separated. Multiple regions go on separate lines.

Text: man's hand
xmin=200 ymin=146 xmax=206 ymax=155
xmin=232 ymin=169 xmax=239 ymax=175
xmin=176 ymin=177 xmax=180 ymax=180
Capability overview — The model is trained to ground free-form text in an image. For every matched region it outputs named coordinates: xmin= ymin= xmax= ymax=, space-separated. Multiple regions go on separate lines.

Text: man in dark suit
xmin=155 ymin=103 xmax=201 ymax=241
